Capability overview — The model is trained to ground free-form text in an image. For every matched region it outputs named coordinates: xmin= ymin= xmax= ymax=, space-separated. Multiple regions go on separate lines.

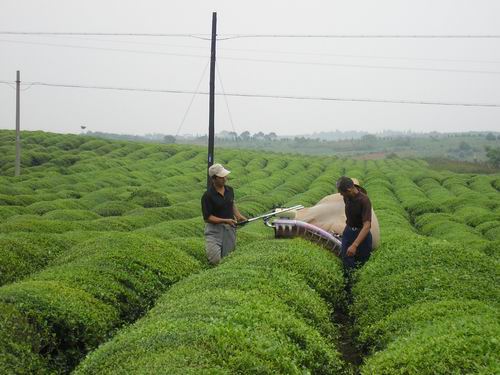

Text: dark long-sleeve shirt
xmin=201 ymin=185 xmax=235 ymax=221
xmin=344 ymin=191 xmax=372 ymax=228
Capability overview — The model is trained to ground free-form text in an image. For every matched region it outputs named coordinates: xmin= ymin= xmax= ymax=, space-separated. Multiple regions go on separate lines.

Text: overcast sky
xmin=1 ymin=1 xmax=500 ymax=137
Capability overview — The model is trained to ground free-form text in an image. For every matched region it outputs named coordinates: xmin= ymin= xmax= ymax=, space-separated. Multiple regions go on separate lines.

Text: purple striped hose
xmin=272 ymin=219 xmax=342 ymax=256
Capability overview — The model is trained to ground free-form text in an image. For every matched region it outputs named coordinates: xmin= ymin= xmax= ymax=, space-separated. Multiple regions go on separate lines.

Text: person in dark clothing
xmin=336 ymin=176 xmax=373 ymax=270
xmin=201 ymin=163 xmax=247 ymax=265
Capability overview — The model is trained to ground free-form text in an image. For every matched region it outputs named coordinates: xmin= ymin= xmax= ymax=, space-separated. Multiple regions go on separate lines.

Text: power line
xmin=218 ymin=34 xmax=500 ymax=40
xmin=2 ymin=31 xmax=500 ymax=39
xmin=2 ymin=39 xmax=500 ymax=75
xmin=220 ymin=56 xmax=500 ymax=75
xmin=216 ymin=63 xmax=239 ymax=142
xmin=176 ymin=61 xmax=209 ymax=137
xmin=9 ymin=34 xmax=500 ymax=64
xmin=219 ymin=47 xmax=500 ymax=65
xmin=1 ymin=80 xmax=499 ymax=108
xmin=0 ymin=81 xmax=16 ymax=90
xmin=0 ymin=39 xmax=208 ymax=58
xmin=0 ymin=31 xmax=210 ymax=39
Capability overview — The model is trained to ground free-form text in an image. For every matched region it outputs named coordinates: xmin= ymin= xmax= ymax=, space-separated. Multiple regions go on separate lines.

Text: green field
xmin=0 ymin=129 xmax=499 ymax=374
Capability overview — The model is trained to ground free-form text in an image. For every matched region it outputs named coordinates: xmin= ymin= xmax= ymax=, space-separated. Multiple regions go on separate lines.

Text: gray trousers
xmin=204 ymin=223 xmax=236 ymax=265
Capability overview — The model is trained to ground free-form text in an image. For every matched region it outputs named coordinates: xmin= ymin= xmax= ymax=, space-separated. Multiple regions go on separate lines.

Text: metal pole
xmin=15 ymin=70 xmax=21 ymax=177
xmin=207 ymin=12 xmax=217 ymax=189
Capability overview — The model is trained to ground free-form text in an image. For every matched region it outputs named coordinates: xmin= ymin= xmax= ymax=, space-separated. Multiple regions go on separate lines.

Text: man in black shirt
xmin=201 ymin=163 xmax=247 ymax=265
xmin=336 ymin=176 xmax=373 ymax=270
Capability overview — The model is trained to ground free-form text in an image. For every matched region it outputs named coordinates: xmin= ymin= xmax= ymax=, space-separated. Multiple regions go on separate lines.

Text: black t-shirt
xmin=344 ymin=191 xmax=372 ymax=228
xmin=201 ymin=185 xmax=235 ymax=221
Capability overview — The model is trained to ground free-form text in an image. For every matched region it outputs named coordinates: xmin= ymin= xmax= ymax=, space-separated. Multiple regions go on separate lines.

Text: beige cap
xmin=208 ymin=163 xmax=231 ymax=177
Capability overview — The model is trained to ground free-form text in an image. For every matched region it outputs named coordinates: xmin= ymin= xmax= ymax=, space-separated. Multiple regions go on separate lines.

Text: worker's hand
xmin=347 ymin=244 xmax=357 ymax=257
xmin=225 ymin=219 xmax=237 ymax=227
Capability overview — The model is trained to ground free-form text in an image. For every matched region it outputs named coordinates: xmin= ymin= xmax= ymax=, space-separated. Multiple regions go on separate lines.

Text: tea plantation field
xmin=0 ymin=130 xmax=498 ymax=374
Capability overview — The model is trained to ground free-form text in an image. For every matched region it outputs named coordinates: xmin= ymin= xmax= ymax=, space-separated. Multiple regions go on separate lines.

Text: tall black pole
xmin=207 ymin=12 xmax=217 ymax=189
xmin=15 ymin=70 xmax=21 ymax=177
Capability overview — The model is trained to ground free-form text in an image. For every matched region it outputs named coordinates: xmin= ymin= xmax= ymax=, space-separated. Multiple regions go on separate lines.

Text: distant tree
xmin=485 ymin=146 xmax=500 ymax=167
xmin=486 ymin=132 xmax=496 ymax=141
xmin=163 ymin=135 xmax=176 ymax=144
xmin=458 ymin=141 xmax=471 ymax=151
xmin=253 ymin=132 xmax=265 ymax=140
xmin=240 ymin=131 xmax=251 ymax=140
xmin=228 ymin=131 xmax=238 ymax=140
xmin=361 ymin=134 xmax=377 ymax=142
xmin=267 ymin=132 xmax=278 ymax=141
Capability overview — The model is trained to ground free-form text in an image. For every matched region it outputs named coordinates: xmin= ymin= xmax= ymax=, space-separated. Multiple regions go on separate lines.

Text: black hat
xmin=336 ymin=176 xmax=354 ymax=193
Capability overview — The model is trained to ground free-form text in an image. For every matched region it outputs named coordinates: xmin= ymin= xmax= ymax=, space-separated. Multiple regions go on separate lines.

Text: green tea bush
xmin=67 ymin=158 xmax=118 ymax=173
xmin=136 ymin=217 xmax=204 ymax=240
xmin=0 ymin=280 xmax=117 ymax=373
xmin=444 ymin=194 xmax=496 ymax=212
xmin=0 ymin=206 xmax=25 ymax=220
xmin=237 ymin=200 xmax=269 ymax=217
xmin=454 ymin=206 xmax=499 ymax=227
xmin=78 ymin=217 xmax=134 ymax=232
xmin=404 ymin=199 xmax=442 ymax=217
xmin=74 ymin=239 xmax=347 ymax=374
xmin=0 ymin=233 xmax=76 ymax=286
xmin=26 ymin=199 xmax=85 ymax=215
xmin=46 ymin=153 xmax=80 ymax=168
xmin=159 ymin=149 xmax=200 ymax=165
xmin=126 ymin=202 xmax=200 ymax=222
xmin=288 ymin=184 xmax=334 ymax=206
xmin=442 ymin=175 xmax=473 ymax=195
xmin=162 ymin=237 xmax=208 ymax=265
xmin=414 ymin=212 xmax=458 ymax=231
xmin=78 ymin=139 xmax=111 ymax=151
xmin=0 ymin=233 xmax=202 ymax=373
xmin=0 ymin=193 xmax=36 ymax=206
xmin=42 ymin=209 xmax=100 ymax=221
xmin=244 ymin=156 xmax=268 ymax=171
xmin=389 ymin=175 xmax=443 ymax=217
xmin=361 ymin=301 xmax=499 ymax=374
xmin=375 ymin=210 xmax=415 ymax=236
xmin=474 ymin=239 xmax=500 ymax=259
xmin=360 ymin=299 xmax=498 ymax=353
xmin=106 ymin=142 xmax=145 ymax=158
xmin=26 ymin=150 xmax=51 ymax=167
xmin=17 ymin=173 xmax=66 ymax=190
xmin=94 ymin=143 xmax=119 ymax=155
xmin=484 ymin=226 xmax=500 ymax=241
xmin=229 ymin=239 xmax=346 ymax=305
xmin=468 ymin=175 xmax=498 ymax=194
xmin=414 ymin=211 xmax=488 ymax=241
xmin=0 ymin=302 xmax=48 ymax=374
xmin=153 ymin=174 xmax=201 ymax=193
xmin=417 ymin=179 xmax=456 ymax=204
xmin=475 ymin=220 xmax=500 ymax=235
xmin=166 ymin=190 xmax=201 ymax=205
xmin=0 ymin=180 xmax=32 ymax=195
xmin=55 ymin=137 xmax=86 ymax=151
xmin=237 ymin=175 xmax=286 ymax=197
xmin=352 ymin=233 xmax=499 ymax=333
xmin=33 ymin=233 xmax=202 ymax=319
xmin=93 ymin=201 xmax=139 ymax=217
xmin=77 ymin=187 xmax=126 ymax=207
xmin=0 ymin=217 xmax=79 ymax=233
xmin=128 ymin=188 xmax=170 ymax=208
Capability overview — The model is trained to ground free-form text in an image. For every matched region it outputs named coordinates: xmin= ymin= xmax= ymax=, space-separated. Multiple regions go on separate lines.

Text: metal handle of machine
xmin=236 ymin=205 xmax=304 ymax=227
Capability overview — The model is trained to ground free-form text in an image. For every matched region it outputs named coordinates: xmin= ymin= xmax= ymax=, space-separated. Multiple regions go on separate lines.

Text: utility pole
xmin=207 ymin=12 xmax=217 ymax=188
xmin=15 ymin=70 xmax=21 ymax=177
